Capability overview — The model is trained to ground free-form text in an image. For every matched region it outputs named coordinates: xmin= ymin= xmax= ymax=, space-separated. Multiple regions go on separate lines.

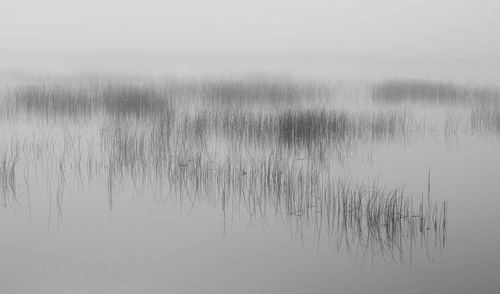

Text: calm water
xmin=0 ymin=79 xmax=499 ymax=294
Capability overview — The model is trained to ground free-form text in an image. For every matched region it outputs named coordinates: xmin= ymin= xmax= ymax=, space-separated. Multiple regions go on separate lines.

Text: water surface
xmin=0 ymin=77 xmax=499 ymax=294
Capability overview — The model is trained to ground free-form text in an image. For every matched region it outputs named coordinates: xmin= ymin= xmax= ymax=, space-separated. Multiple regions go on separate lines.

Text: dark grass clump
xmin=2 ymin=76 xmax=333 ymax=121
xmin=470 ymin=105 xmax=500 ymax=134
xmin=0 ymin=146 xmax=19 ymax=208
xmin=11 ymin=84 xmax=94 ymax=119
xmin=372 ymin=80 xmax=500 ymax=105
xmin=188 ymin=108 xmax=277 ymax=145
xmin=8 ymin=82 xmax=176 ymax=120
xmin=100 ymin=83 xmax=174 ymax=119
xmin=182 ymin=107 xmax=414 ymax=153
xmin=201 ymin=78 xmax=333 ymax=105
xmin=274 ymin=109 xmax=411 ymax=148
xmin=277 ymin=110 xmax=349 ymax=147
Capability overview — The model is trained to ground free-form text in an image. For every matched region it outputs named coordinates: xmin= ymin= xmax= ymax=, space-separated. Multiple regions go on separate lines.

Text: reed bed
xmin=200 ymin=77 xmax=333 ymax=105
xmin=0 ymin=143 xmax=19 ymax=208
xmin=0 ymin=76 xmax=333 ymax=121
xmin=0 ymin=75 xmax=451 ymax=261
xmin=0 ymin=114 xmax=446 ymax=260
xmin=372 ymin=80 xmax=500 ymax=105
xmin=183 ymin=107 xmax=420 ymax=153
xmin=470 ymin=104 xmax=500 ymax=134
xmin=3 ymin=82 xmax=176 ymax=120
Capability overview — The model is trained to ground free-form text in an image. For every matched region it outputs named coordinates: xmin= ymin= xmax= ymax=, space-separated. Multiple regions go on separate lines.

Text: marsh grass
xmin=4 ymin=82 xmax=176 ymax=121
xmin=11 ymin=84 xmax=94 ymax=119
xmin=1 ymin=76 xmax=333 ymax=121
xmin=372 ymin=80 xmax=500 ymax=105
xmin=184 ymin=107 xmax=418 ymax=155
xmin=470 ymin=104 xmax=500 ymax=134
xmin=200 ymin=78 xmax=333 ymax=105
xmin=0 ymin=144 xmax=19 ymax=208
xmin=0 ymin=122 xmax=446 ymax=261
xmin=0 ymin=75 xmax=450 ymax=260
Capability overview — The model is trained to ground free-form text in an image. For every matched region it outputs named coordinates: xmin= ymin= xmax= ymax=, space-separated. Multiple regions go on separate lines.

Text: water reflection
xmin=0 ymin=121 xmax=447 ymax=265
xmin=4 ymin=75 xmax=500 ymax=294
xmin=7 ymin=76 xmax=494 ymax=270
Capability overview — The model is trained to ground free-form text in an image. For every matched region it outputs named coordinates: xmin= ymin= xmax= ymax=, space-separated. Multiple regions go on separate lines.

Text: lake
xmin=0 ymin=76 xmax=499 ymax=293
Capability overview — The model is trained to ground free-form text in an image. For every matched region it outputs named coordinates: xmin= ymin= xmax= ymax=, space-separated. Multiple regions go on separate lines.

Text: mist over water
xmin=2 ymin=0 xmax=500 ymax=84
xmin=1 ymin=1 xmax=500 ymax=294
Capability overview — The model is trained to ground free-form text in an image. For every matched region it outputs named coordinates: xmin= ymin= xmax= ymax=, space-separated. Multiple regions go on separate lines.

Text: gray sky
xmin=1 ymin=0 xmax=499 ymax=81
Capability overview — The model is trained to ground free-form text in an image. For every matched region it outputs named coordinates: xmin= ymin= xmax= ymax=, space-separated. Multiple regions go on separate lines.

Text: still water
xmin=0 ymin=79 xmax=499 ymax=294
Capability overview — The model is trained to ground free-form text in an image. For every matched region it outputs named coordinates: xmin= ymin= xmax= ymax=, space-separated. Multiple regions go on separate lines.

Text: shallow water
xmin=0 ymin=80 xmax=499 ymax=294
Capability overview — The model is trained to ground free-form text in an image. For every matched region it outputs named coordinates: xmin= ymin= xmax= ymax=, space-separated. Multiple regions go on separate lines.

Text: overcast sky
xmin=1 ymin=0 xmax=499 ymax=81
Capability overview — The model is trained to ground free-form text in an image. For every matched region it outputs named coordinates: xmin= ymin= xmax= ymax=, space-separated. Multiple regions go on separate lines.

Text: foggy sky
xmin=1 ymin=0 xmax=499 ymax=81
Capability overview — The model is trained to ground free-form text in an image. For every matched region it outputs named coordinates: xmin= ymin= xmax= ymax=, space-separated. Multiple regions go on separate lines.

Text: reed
xmin=0 ymin=144 xmax=19 ymax=208
xmin=1 ymin=75 xmax=332 ymax=121
xmin=0 ymin=74 xmax=449 ymax=259
xmin=372 ymin=80 xmax=500 ymax=105
xmin=470 ymin=104 xmax=500 ymax=134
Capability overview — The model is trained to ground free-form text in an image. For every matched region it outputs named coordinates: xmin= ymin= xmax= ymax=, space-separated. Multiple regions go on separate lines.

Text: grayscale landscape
xmin=1 ymin=1 xmax=499 ymax=294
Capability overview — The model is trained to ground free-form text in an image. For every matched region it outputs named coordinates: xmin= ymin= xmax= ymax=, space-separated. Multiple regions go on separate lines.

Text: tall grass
xmin=0 ymin=142 xmax=19 ymax=208
xmin=199 ymin=77 xmax=333 ymax=105
xmin=372 ymin=80 xmax=500 ymax=105
xmin=470 ymin=104 xmax=500 ymax=134
xmin=2 ymin=126 xmax=446 ymax=260
xmin=0 ymin=109 xmax=447 ymax=257
xmin=0 ymin=76 xmax=333 ymax=121
xmin=183 ymin=107 xmax=417 ymax=154
xmin=0 ymin=75 xmax=450 ymax=260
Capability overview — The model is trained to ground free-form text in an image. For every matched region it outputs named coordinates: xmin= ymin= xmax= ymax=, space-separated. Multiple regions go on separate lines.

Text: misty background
xmin=1 ymin=0 xmax=499 ymax=83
